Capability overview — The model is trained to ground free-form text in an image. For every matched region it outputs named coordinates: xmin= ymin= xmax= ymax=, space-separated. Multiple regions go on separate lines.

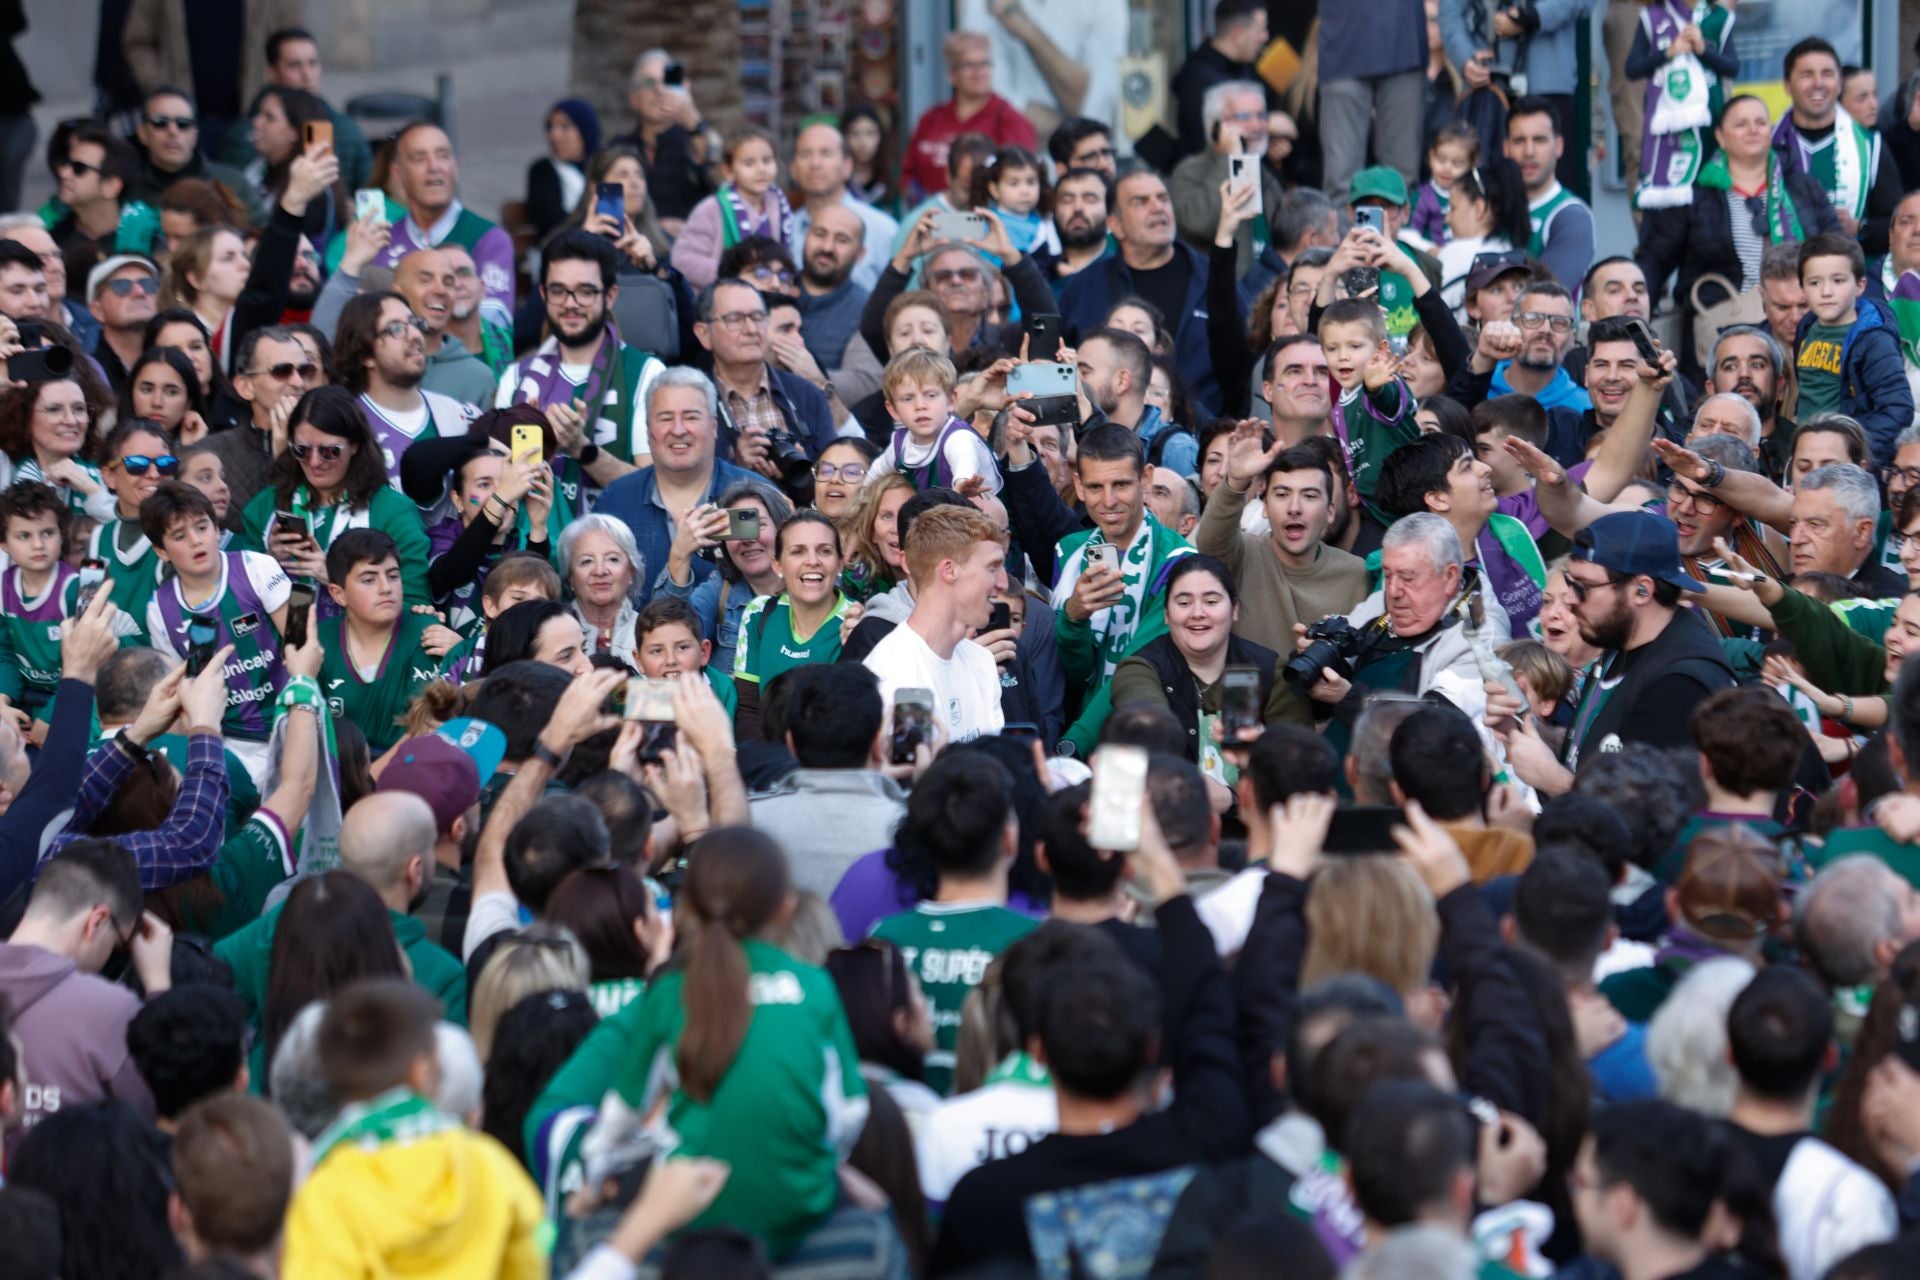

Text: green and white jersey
xmin=610 ymin=939 xmax=868 ymax=1258
xmin=318 ymin=612 xmax=444 ymax=753
xmin=0 ymin=563 xmax=77 ymax=713
xmin=172 ymin=812 xmax=295 ymax=942
xmin=731 ymin=591 xmax=851 ymax=686
xmin=145 ymin=551 xmax=291 ymax=741
xmin=87 ymin=517 xmax=163 ymax=637
xmin=870 ymin=900 xmax=1039 ymax=1094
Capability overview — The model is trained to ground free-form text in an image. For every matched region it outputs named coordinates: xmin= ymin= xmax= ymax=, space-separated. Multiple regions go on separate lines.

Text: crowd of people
xmin=8 ymin=4 xmax=1920 ymax=1280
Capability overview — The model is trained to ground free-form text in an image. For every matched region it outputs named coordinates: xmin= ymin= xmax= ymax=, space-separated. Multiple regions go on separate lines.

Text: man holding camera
xmin=690 ymin=278 xmax=836 ymax=496
xmin=1441 ymin=1 xmax=1595 ymax=199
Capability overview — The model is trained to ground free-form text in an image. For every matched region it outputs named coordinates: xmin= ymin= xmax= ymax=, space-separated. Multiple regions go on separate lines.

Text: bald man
xmin=789 ymin=121 xmax=899 ymax=292
xmin=794 ymin=203 xmax=871 ymax=379
xmin=312 ymin=247 xmax=495 ymax=408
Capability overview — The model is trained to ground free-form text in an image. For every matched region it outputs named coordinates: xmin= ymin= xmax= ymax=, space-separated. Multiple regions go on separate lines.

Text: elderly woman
xmin=1636 ymin=94 xmax=1841 ymax=384
xmin=661 ymin=476 xmax=793 ymax=674
xmin=903 ymin=32 xmax=1037 ymax=201
xmin=560 ymin=512 xmax=646 ymax=665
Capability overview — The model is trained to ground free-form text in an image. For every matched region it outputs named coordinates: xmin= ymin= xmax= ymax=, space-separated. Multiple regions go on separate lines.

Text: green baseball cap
xmin=1349 ymin=166 xmax=1409 ymax=207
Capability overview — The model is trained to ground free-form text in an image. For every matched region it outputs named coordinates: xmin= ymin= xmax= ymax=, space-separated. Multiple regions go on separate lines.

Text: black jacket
xmin=1562 ymin=605 xmax=1736 ymax=770
xmin=1126 ymin=630 xmax=1279 ymax=765
xmin=1635 ymin=177 xmax=1839 ymax=383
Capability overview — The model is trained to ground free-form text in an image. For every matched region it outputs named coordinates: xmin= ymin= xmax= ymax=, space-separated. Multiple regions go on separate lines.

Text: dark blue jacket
xmin=1794 ymin=296 xmax=1914 ymax=466
xmin=712 ymin=366 xmax=839 ymax=462
xmin=1058 ymin=243 xmax=1222 ymax=418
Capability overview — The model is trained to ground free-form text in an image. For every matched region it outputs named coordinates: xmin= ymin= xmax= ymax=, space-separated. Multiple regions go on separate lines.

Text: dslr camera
xmin=1282 ymin=616 xmax=1367 ymax=694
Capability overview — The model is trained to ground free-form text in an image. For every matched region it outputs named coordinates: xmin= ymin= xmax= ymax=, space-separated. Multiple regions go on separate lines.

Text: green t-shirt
xmin=171 ymin=813 xmax=295 ymax=942
xmin=1796 ymin=320 xmax=1851 ymax=419
xmin=1814 ymin=823 xmax=1920 ymax=887
xmin=319 ymin=612 xmax=444 ymax=753
xmin=0 ymin=566 xmax=78 ymax=713
xmin=870 ymin=900 xmax=1039 ymax=1094
xmin=731 ymin=592 xmax=850 ymax=686
xmin=610 ymin=939 xmax=868 ymax=1258
xmin=89 ymin=516 xmax=162 ymax=635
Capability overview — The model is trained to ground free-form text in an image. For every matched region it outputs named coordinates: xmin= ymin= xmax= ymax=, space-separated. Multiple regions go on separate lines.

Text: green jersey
xmin=1796 ymin=320 xmax=1850 ymax=419
xmin=731 ymin=592 xmax=851 ymax=686
xmin=870 ymin=900 xmax=1039 ymax=1094
xmin=611 ymin=939 xmax=868 ymax=1257
xmin=88 ymin=516 xmax=163 ymax=633
xmin=319 ymin=612 xmax=444 ymax=753
xmin=239 ymin=484 xmax=433 ymax=609
xmin=0 ymin=563 xmax=77 ymax=713
xmin=171 ymin=813 xmax=296 ymax=941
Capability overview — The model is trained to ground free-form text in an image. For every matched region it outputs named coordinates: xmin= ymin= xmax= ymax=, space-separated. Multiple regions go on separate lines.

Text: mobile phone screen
xmin=1088 ymin=744 xmax=1149 ymax=851
xmin=1324 ymin=806 xmax=1406 ymax=856
xmin=1221 ymin=666 xmax=1262 ymax=735
xmin=891 ymin=689 xmax=935 ymax=765
xmin=186 ymin=616 xmax=220 ymax=676
xmin=284 ymin=582 xmax=315 ymax=648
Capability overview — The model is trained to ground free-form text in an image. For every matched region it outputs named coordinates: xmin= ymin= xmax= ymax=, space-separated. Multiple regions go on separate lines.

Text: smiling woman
xmin=0 ymin=377 xmax=115 ymax=522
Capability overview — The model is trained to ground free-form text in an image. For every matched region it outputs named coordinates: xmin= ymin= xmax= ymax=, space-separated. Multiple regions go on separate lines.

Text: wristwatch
xmin=577 ymin=443 xmax=602 ymax=467
xmin=532 ymin=739 xmax=567 ymax=771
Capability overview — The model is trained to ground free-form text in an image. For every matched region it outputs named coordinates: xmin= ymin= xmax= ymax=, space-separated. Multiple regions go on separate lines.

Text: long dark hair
xmin=270 ymin=385 xmax=389 ymax=511
xmin=676 ymin=827 xmax=793 ymax=1102
xmin=1827 ymin=940 xmax=1920 ymax=1190
xmin=1454 ymin=158 xmax=1532 ymax=248
xmin=849 ymin=1082 xmax=931 ymax=1277
xmin=145 ymin=306 xmax=240 ymax=405
xmin=256 ymin=87 xmax=348 ymax=226
xmin=544 ymin=864 xmax=659 ymax=982
xmin=484 ymin=599 xmax=574 ymax=674
xmin=10 ymin=1102 xmax=180 ymax=1279
xmin=826 ymin=941 xmax=927 ymax=1082
xmin=118 ymin=346 xmax=207 ymax=434
xmin=480 ymin=987 xmax=599 ymax=1167
xmin=261 ymin=871 xmax=406 ymax=1079
xmin=842 ymin=102 xmax=899 ymax=208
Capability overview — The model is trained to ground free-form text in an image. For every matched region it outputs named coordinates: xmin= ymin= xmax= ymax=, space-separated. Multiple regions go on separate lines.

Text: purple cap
xmin=377 ymin=720 xmax=503 ymax=834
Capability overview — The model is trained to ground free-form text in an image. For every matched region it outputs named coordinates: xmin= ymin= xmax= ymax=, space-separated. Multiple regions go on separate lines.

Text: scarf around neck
xmin=1697 ymin=149 xmax=1803 ymax=242
xmin=1772 ymin=112 xmax=1876 ymax=222
xmin=719 ymin=183 xmax=796 ymax=250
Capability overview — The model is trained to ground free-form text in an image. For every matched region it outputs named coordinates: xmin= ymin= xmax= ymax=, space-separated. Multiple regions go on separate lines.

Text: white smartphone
xmin=1228 ymin=155 xmax=1262 ymax=216
xmin=931 ymin=211 xmax=990 ymax=242
xmin=355 ymin=189 xmax=384 ymax=223
xmin=1086 ymin=543 xmax=1121 ymax=576
xmin=1088 ymin=744 xmax=1149 ymax=851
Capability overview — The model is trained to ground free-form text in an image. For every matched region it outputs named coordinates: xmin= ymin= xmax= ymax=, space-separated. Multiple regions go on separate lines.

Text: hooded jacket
xmin=0 ymin=942 xmax=154 ymax=1156
xmin=1794 ymin=298 xmax=1914 ymax=466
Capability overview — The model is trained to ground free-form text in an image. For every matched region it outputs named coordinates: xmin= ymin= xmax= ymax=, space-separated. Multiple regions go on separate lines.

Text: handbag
xmin=1689 ymin=272 xmax=1765 ymax=372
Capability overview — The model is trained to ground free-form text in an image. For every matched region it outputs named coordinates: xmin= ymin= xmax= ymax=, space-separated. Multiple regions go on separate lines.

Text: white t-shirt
xmin=866 ymin=426 xmax=1003 ymax=495
xmin=863 ymin=620 xmax=1005 ymax=743
xmin=917 ymin=1076 xmax=1059 ymax=1204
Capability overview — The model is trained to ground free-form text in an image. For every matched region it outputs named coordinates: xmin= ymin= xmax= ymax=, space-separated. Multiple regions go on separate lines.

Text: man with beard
xmin=1496 ymin=510 xmax=1734 ymax=793
xmin=788 ymin=121 xmax=898 ymax=293
xmin=1486 ymin=281 xmax=1588 ymax=416
xmin=793 ymin=204 xmax=870 ymax=378
xmin=312 ymin=245 xmax=492 ymax=407
xmin=1076 ymin=327 xmax=1195 ymax=473
xmin=334 ymin=290 xmax=480 ymax=483
xmin=440 ymin=243 xmax=512 ymax=376
xmin=127 ymin=86 xmax=263 ymax=223
xmin=1049 ymin=168 xmax=1110 ymax=289
xmin=86 ymin=255 xmax=159 ymax=395
xmin=1705 ymin=326 xmax=1794 ymax=479
xmin=1171 ymin=81 xmax=1284 ymax=278
xmin=496 ymin=230 xmax=666 ymax=496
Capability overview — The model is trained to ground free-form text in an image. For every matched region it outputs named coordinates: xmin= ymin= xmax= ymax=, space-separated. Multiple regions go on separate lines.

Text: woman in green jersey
xmin=732 ymin=511 xmax=853 ymax=737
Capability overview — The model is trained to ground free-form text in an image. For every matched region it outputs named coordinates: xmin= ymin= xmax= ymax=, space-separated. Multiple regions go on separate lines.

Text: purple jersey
xmin=370 ymin=201 xmax=517 ymax=331
xmin=150 ymin=552 xmax=289 ymax=741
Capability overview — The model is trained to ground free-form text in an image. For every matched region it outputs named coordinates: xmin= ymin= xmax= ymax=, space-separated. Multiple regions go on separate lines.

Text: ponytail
xmin=675 ymin=827 xmax=793 ymax=1102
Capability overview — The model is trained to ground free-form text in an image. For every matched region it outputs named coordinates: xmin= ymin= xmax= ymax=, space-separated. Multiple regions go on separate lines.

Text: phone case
xmin=1088 ymin=745 xmax=1148 ymax=851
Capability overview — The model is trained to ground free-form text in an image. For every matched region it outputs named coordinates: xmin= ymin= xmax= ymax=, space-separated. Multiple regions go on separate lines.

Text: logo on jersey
xmin=231 ymin=612 xmax=260 ymax=638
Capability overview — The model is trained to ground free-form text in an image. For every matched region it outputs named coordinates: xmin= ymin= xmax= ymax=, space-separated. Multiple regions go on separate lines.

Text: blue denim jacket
xmin=590 ymin=458 xmax=759 ymax=607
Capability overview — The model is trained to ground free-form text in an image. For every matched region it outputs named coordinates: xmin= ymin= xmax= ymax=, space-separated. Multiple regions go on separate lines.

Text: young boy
xmin=1794 ymin=232 xmax=1913 ymax=467
xmin=437 ymin=550 xmax=561 ymax=684
xmin=0 ymin=482 xmax=80 ymax=734
xmin=635 ymin=595 xmax=737 ymax=715
xmin=865 ymin=347 xmax=1002 ymax=495
xmin=1319 ymin=297 xmax=1420 ymax=520
xmin=283 ymin=980 xmax=545 ymax=1278
xmin=318 ymin=529 xmax=445 ymax=754
xmin=89 ymin=417 xmax=177 ymax=627
xmin=142 ymin=481 xmax=290 ymax=784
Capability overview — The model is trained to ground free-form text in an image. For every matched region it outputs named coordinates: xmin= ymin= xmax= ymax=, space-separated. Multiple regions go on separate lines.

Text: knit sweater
xmin=1194 ymin=480 xmax=1371 ymax=657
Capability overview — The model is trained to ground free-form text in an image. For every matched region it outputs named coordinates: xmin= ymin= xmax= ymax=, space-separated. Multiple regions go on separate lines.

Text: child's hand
xmin=1361 ymin=344 xmax=1401 ymax=392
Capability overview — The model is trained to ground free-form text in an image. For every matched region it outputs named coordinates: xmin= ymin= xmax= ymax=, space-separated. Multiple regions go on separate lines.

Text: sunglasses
xmin=930 ymin=267 xmax=984 ymax=285
xmin=290 ymin=440 xmax=347 ymax=462
xmin=247 ymin=361 xmax=318 ymax=382
xmin=146 ymin=114 xmax=197 ymax=131
xmin=57 ymin=158 xmax=101 ymax=177
xmin=103 ymin=276 xmax=159 ymax=298
xmin=112 ymin=453 xmax=180 ymax=477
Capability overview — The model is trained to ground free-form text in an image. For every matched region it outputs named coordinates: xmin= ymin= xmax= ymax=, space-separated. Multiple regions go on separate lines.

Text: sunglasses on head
xmin=113 ymin=453 xmax=179 ymax=477
xmin=289 ymin=440 xmax=347 ymax=462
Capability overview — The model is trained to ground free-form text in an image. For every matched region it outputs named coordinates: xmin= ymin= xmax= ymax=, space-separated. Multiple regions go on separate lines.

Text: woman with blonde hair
xmin=1302 ymin=855 xmax=1443 ymax=1022
xmin=468 ymin=923 xmax=591 ymax=1059
xmin=839 ymin=470 xmax=915 ymax=603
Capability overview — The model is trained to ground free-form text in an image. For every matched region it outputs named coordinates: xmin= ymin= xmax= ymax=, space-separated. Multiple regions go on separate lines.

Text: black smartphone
xmin=185 ymin=614 xmax=219 ymax=677
xmin=1340 ymin=265 xmax=1381 ymax=300
xmin=1623 ymin=318 xmax=1661 ymax=365
xmin=662 ymin=61 xmax=687 ymax=88
xmin=284 ymin=580 xmax=315 ymax=649
xmin=593 ymin=182 xmax=625 ymax=233
xmin=891 ymin=688 xmax=935 ymax=765
xmin=986 ymin=601 xmax=1011 ymax=633
xmin=7 ymin=345 xmax=72 ymax=383
xmin=1024 ymin=313 xmax=1062 ymax=363
xmin=1324 ymin=805 xmax=1406 ymax=856
xmin=1221 ymin=665 xmax=1262 ymax=736
xmin=1000 ymin=722 xmax=1040 ymax=742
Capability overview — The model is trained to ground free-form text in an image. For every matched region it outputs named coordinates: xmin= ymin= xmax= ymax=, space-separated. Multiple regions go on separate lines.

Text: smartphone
xmin=1086 ymin=543 xmax=1121 ymax=576
xmin=1340 ymin=265 xmax=1381 ymax=300
xmin=1324 ymin=805 xmax=1406 ymax=856
xmin=1222 ymin=666 xmax=1262 ymax=736
xmin=593 ymin=182 xmax=625 ymax=233
xmin=74 ymin=558 xmax=107 ymax=614
xmin=1228 ymin=155 xmax=1262 ymax=215
xmin=891 ymin=688 xmax=935 ymax=765
xmin=1353 ymin=206 xmax=1385 ymax=235
xmin=1088 ymin=744 xmax=1150 ymax=852
xmin=1006 ymin=360 xmax=1078 ymax=426
xmin=6 ymin=345 xmax=73 ymax=383
xmin=724 ymin=508 xmax=761 ymax=541
xmin=1623 ymin=317 xmax=1662 ymax=364
xmin=1000 ymin=722 xmax=1040 ymax=742
xmin=185 ymin=614 xmax=220 ymax=677
xmin=303 ymin=119 xmax=333 ymax=151
xmin=625 ymin=676 xmax=678 ymax=723
xmin=930 ymin=211 xmax=990 ymax=242
xmin=1024 ymin=312 xmax=1062 ymax=363
xmin=354 ymin=188 xmax=384 ymax=223
xmin=662 ymin=61 xmax=687 ymax=88
xmin=986 ymin=601 xmax=1011 ymax=634
xmin=284 ymin=580 xmax=315 ymax=649
xmin=510 ymin=422 xmax=543 ymax=467
xmin=273 ymin=510 xmax=311 ymax=546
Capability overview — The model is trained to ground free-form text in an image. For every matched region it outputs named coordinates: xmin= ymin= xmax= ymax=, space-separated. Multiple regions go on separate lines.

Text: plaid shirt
xmin=53 ymin=732 xmax=229 ymax=890
xmin=721 ymin=368 xmax=784 ymax=451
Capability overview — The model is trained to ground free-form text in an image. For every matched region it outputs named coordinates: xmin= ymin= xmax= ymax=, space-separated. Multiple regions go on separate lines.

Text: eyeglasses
xmin=377 ymin=316 xmax=428 ymax=340
xmin=930 ymin=267 xmax=984 ymax=286
xmin=1666 ymin=481 xmax=1723 ymax=515
xmin=1891 ymin=466 xmax=1920 ymax=488
xmin=1074 ymin=146 xmax=1117 ymax=164
xmin=145 ymin=114 xmax=197 ymax=132
xmin=245 ymin=361 xmax=317 ymax=381
xmin=112 ymin=453 xmax=180 ymax=477
xmin=1515 ymin=310 xmax=1574 ymax=333
xmin=1564 ymin=570 xmax=1629 ymax=601
xmin=712 ymin=309 xmax=767 ymax=330
xmin=1223 ymin=110 xmax=1266 ymax=124
xmin=56 ymin=158 xmax=101 ymax=177
xmin=544 ymin=283 xmax=604 ymax=307
xmin=814 ymin=461 xmax=867 ymax=482
xmin=103 ymin=276 xmax=159 ymax=298
xmin=290 ymin=440 xmax=347 ymax=462
xmin=748 ymin=263 xmax=796 ymax=286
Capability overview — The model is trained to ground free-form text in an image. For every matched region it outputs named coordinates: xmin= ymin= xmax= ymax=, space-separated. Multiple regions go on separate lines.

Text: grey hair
xmin=1897 ymin=423 xmax=1920 ymax=451
xmin=1275 ymin=187 xmax=1336 ymax=250
xmin=1382 ymin=512 xmax=1465 ymax=575
xmin=1711 ymin=324 xmax=1786 ymax=380
xmin=558 ymin=512 xmax=646 ymax=605
xmin=1201 ymin=79 xmax=1267 ymax=139
xmin=644 ymin=364 xmax=719 ymax=423
xmin=1342 ymin=1225 xmax=1482 ymax=1280
xmin=1689 ymin=431 xmax=1762 ymax=476
xmin=1646 ymin=956 xmax=1755 ymax=1116
xmin=0 ymin=213 xmax=43 ymax=237
xmin=1349 ymin=692 xmax=1426 ymax=805
xmin=1796 ymin=856 xmax=1903 ymax=987
xmin=1799 ymin=462 xmax=1881 ymax=525
xmin=268 ymin=1001 xmax=335 ymax=1138
xmin=630 ymin=48 xmax=671 ymax=82
xmin=433 ymin=1023 xmax=484 ymax=1125
xmin=1691 ymin=393 xmax=1763 ymax=448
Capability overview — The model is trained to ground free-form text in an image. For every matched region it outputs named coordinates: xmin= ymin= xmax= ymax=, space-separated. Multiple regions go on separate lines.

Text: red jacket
xmin=903 ymin=94 xmax=1037 ymax=199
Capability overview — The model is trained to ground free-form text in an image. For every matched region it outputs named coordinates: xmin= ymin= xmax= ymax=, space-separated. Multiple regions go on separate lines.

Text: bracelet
xmin=531 ymin=738 xmax=567 ymax=771
xmin=1840 ymin=694 xmax=1855 ymax=722
xmin=1701 ymin=459 xmax=1726 ymax=489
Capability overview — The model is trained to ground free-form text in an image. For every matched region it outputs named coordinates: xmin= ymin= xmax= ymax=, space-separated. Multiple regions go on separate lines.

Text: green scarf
xmin=310 ymin=1087 xmax=457 ymax=1166
xmin=1697 ymin=150 xmax=1803 ymax=243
